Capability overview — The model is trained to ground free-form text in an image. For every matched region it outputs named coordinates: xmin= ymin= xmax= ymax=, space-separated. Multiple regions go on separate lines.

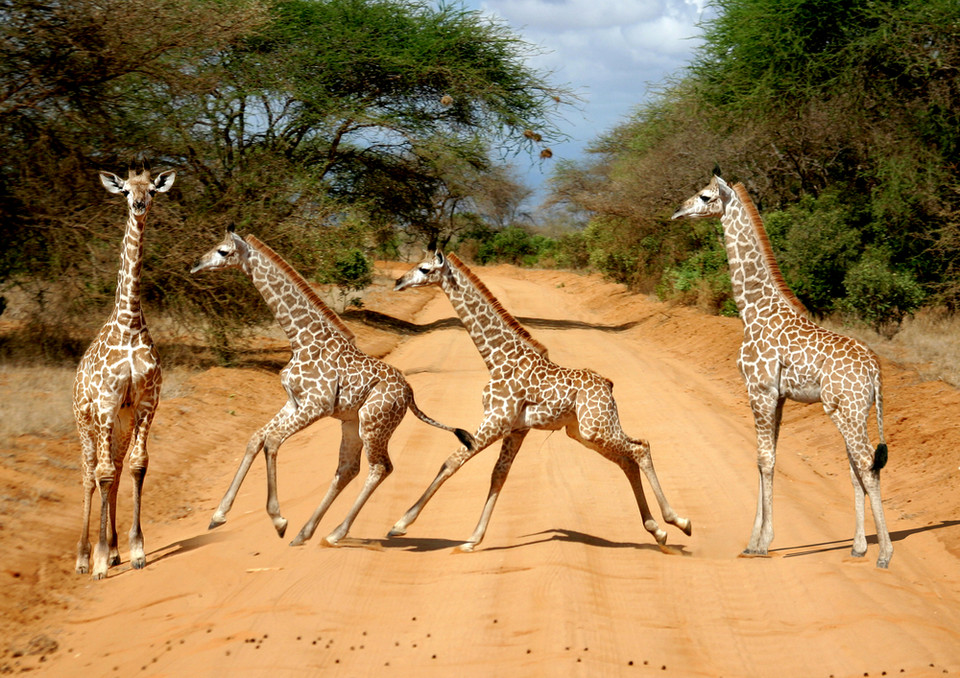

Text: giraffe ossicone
xmin=190 ymin=231 xmax=474 ymax=547
xmin=672 ymin=173 xmax=893 ymax=568
xmin=389 ymin=251 xmax=691 ymax=552
xmin=73 ymin=166 xmax=176 ymax=579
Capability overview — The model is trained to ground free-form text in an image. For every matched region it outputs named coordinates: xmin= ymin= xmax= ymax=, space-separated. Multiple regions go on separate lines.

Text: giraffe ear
xmin=434 ymin=251 xmax=445 ymax=267
xmin=153 ymin=170 xmax=176 ymax=193
xmin=99 ymin=172 xmax=125 ymax=194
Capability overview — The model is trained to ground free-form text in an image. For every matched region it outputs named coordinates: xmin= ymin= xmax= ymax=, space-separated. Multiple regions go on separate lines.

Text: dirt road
xmin=5 ymin=264 xmax=960 ymax=677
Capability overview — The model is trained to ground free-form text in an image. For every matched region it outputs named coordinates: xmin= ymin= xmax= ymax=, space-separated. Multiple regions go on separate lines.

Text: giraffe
xmin=672 ymin=174 xmax=893 ymax=568
xmin=73 ymin=167 xmax=176 ymax=579
xmin=388 ymin=252 xmax=691 ymax=552
xmin=190 ymin=229 xmax=474 ymax=546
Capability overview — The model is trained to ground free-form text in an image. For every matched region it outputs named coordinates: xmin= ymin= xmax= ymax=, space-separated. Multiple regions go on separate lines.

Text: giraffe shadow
xmin=341 ymin=309 xmax=641 ymax=335
xmin=772 ymin=519 xmax=960 ymax=559
xmin=145 ymin=530 xmax=230 ymax=566
xmin=374 ymin=527 xmax=689 ymax=555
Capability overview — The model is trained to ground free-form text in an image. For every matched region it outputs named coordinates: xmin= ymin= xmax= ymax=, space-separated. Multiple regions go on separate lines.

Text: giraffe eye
xmin=418 ymin=266 xmax=430 ymax=274
xmin=700 ymin=194 xmax=711 ymax=203
xmin=121 ymin=189 xmax=130 ymax=197
xmin=217 ymin=248 xmax=230 ymax=256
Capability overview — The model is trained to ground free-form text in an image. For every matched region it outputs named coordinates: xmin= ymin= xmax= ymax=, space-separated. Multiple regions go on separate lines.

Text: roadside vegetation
xmin=2 ymin=0 xmax=959 ymax=408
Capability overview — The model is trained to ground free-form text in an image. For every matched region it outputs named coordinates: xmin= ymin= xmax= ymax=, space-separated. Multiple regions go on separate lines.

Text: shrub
xmin=841 ymin=252 xmax=925 ymax=335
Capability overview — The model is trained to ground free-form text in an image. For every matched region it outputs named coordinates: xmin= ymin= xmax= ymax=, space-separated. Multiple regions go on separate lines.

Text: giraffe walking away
xmin=73 ymin=167 xmax=176 ymax=579
xmin=190 ymin=229 xmax=474 ymax=547
xmin=388 ymin=252 xmax=691 ymax=552
xmin=672 ymin=174 xmax=893 ymax=568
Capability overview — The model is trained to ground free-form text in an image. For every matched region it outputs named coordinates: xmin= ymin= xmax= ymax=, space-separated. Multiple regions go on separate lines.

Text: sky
xmin=459 ymin=0 xmax=712 ymax=200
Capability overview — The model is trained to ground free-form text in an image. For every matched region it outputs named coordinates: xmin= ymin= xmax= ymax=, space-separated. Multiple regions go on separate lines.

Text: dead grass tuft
xmin=824 ymin=307 xmax=960 ymax=387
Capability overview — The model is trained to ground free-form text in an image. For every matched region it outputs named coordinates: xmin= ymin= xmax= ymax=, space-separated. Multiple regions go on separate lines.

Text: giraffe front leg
xmin=388 ymin=420 xmax=504 ymax=538
xmin=128 ymin=464 xmax=147 ymax=569
xmin=743 ymin=393 xmax=782 ymax=556
xmin=457 ymin=429 xmax=528 ymax=552
xmin=633 ymin=440 xmax=692 ymax=538
xmin=263 ymin=436 xmax=288 ymax=538
xmin=209 ymin=428 xmax=266 ymax=530
xmin=92 ymin=476 xmax=114 ymax=580
xmin=76 ymin=472 xmax=95 ymax=574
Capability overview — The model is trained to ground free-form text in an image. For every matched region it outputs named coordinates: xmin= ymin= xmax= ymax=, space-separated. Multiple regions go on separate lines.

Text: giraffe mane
xmin=244 ymin=235 xmax=357 ymax=343
xmin=445 ymin=253 xmax=549 ymax=358
xmin=731 ymin=184 xmax=809 ymax=316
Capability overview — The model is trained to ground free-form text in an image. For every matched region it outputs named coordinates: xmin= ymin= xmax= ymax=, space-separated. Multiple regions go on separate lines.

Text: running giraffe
xmin=388 ymin=251 xmax=691 ymax=552
xmin=73 ymin=167 xmax=176 ymax=579
xmin=672 ymin=173 xmax=892 ymax=568
xmin=190 ymin=229 xmax=473 ymax=546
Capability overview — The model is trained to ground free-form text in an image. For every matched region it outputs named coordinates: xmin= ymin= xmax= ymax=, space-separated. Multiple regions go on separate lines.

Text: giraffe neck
xmin=721 ymin=186 xmax=806 ymax=325
xmin=109 ymin=210 xmax=148 ymax=332
xmin=441 ymin=255 xmax=548 ymax=370
xmin=242 ymin=239 xmax=356 ymax=353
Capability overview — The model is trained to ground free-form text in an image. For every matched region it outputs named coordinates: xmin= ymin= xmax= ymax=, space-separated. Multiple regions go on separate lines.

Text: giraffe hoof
xmin=453 ymin=542 xmax=476 ymax=553
xmin=92 ymin=570 xmax=107 ymax=581
xmin=289 ymin=535 xmax=306 ymax=547
xmin=109 ymin=554 xmax=121 ymax=567
xmin=387 ymin=525 xmax=407 ymax=538
xmin=320 ymin=536 xmax=341 ymax=548
xmin=208 ymin=515 xmax=226 ymax=530
xmin=274 ymin=518 xmax=288 ymax=538
xmin=131 ymin=556 xmax=146 ymax=570
xmin=679 ymin=518 xmax=693 ymax=537
xmin=75 ymin=565 xmax=89 ymax=575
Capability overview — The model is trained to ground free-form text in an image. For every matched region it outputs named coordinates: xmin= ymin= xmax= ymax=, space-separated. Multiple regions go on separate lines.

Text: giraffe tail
xmin=408 ymin=397 xmax=476 ymax=451
xmin=872 ymin=369 xmax=888 ymax=473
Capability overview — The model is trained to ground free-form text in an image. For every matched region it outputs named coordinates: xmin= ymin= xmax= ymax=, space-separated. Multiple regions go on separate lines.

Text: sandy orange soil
xmin=2 ymin=262 xmax=960 ymax=677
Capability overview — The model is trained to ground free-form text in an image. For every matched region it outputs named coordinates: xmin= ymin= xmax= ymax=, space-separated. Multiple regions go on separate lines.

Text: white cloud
xmin=459 ymin=0 xmax=709 ymax=195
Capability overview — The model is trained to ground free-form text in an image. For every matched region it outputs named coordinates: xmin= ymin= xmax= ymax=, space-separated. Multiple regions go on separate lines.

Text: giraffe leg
xmin=632 ymin=439 xmax=692 ymax=537
xmin=92 ymin=476 xmax=114 ymax=580
xmin=388 ymin=418 xmax=508 ymax=538
xmin=75 ymin=431 xmax=96 ymax=575
xmin=831 ymin=406 xmax=893 ymax=568
xmin=322 ymin=442 xmax=393 ymax=547
xmin=744 ymin=393 xmax=783 ymax=556
xmin=457 ymin=429 xmax=528 ymax=552
xmin=849 ymin=462 xmax=868 ymax=558
xmin=323 ymin=393 xmax=405 ymax=546
xmin=616 ymin=456 xmax=667 ymax=545
xmin=209 ymin=427 xmax=266 ymax=529
xmin=289 ymin=419 xmax=363 ymax=546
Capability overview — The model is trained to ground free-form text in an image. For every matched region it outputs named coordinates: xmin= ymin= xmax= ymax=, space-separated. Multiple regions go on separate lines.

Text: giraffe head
xmin=394 ymin=251 xmax=457 ymax=291
xmin=100 ymin=168 xmax=176 ymax=217
xmin=671 ymin=174 xmax=735 ymax=221
xmin=190 ymin=227 xmax=250 ymax=274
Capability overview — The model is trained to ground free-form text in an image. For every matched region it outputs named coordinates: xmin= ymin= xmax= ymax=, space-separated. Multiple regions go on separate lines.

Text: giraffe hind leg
xmin=632 ymin=439 xmax=692 ymax=537
xmin=289 ymin=419 xmax=363 ymax=546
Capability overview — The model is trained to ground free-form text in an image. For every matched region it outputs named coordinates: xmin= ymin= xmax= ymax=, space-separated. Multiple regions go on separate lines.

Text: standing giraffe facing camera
xmin=389 ymin=251 xmax=691 ymax=552
xmin=672 ymin=173 xmax=892 ymax=568
xmin=191 ymin=229 xmax=474 ymax=547
xmin=73 ymin=167 xmax=176 ymax=579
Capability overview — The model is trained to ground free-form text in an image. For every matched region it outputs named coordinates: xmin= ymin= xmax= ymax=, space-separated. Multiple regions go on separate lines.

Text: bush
xmin=841 ymin=252 xmax=925 ymax=334
xmin=475 ymin=226 xmax=554 ymax=266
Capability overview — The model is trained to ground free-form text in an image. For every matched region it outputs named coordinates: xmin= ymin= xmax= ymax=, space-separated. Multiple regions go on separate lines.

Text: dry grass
xmin=823 ymin=307 xmax=960 ymax=387
xmin=0 ymin=364 xmax=197 ymax=445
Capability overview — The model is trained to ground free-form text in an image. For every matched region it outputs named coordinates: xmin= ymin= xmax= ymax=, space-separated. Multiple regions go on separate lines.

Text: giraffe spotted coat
xmin=672 ymin=174 xmax=892 ymax=568
xmin=73 ymin=167 xmax=175 ymax=579
xmin=388 ymin=252 xmax=691 ymax=552
xmin=190 ymin=231 xmax=473 ymax=546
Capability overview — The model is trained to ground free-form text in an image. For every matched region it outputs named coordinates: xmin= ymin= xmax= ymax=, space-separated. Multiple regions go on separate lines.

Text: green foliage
xmin=0 ymin=0 xmax=571 ymax=358
xmin=550 ymin=0 xmax=960 ymax=326
xmin=475 ymin=227 xmax=554 ymax=266
xmin=840 ymin=252 xmax=926 ymax=333
xmin=764 ymin=191 xmax=865 ymax=314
